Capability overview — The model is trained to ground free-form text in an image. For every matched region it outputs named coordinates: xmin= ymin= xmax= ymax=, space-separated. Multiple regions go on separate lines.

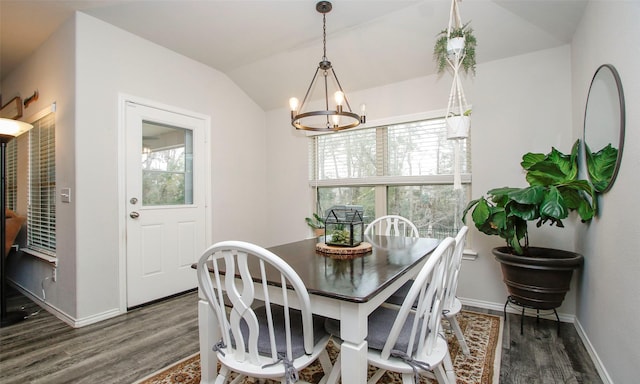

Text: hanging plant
xmin=433 ymin=22 xmax=477 ymax=75
xmin=446 ymin=109 xmax=472 ymax=139
xmin=437 ymin=0 xmax=477 ymax=190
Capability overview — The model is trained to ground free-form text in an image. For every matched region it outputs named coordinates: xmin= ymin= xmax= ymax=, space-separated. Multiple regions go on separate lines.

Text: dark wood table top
xmin=197 ymin=236 xmax=441 ymax=304
xmin=266 ymin=236 xmax=440 ymax=303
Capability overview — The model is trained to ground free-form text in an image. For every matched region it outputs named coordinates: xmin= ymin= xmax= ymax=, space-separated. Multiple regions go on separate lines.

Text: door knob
xmin=129 ymin=211 xmax=140 ymax=219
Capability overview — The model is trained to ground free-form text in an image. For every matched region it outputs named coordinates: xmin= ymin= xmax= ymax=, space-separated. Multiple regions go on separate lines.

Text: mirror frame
xmin=583 ymin=64 xmax=625 ymax=194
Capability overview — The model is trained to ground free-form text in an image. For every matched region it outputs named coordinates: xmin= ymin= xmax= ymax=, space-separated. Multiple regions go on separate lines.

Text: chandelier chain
xmin=322 ymin=14 xmax=327 ymax=60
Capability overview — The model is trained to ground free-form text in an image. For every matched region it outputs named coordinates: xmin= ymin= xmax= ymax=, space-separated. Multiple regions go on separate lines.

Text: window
xmin=141 ymin=122 xmax=193 ymax=206
xmin=28 ymin=112 xmax=56 ymax=256
xmin=310 ymin=116 xmax=471 ymax=238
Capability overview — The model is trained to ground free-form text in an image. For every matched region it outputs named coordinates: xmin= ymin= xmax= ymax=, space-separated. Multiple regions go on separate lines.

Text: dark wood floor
xmin=469 ymin=305 xmax=603 ymax=384
xmin=0 ymin=287 xmax=603 ymax=384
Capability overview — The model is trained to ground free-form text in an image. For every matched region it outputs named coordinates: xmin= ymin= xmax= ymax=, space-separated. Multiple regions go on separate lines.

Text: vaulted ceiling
xmin=0 ymin=0 xmax=588 ymax=111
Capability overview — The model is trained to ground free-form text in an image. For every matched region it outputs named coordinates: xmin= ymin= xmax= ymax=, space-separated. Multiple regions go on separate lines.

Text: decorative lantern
xmin=324 ymin=207 xmax=364 ymax=247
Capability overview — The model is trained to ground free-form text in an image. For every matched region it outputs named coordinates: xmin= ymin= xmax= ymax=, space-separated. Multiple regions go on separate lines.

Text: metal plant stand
xmin=504 ymin=295 xmax=560 ymax=336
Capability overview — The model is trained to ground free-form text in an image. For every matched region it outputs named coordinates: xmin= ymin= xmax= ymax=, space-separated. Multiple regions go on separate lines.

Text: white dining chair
xmin=325 ymin=237 xmax=457 ymax=384
xmin=365 ymin=215 xmax=420 ymax=238
xmin=197 ymin=240 xmax=333 ymax=384
xmin=385 ymin=226 xmax=471 ymax=356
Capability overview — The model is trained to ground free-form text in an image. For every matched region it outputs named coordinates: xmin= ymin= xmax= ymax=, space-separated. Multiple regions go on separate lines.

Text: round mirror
xmin=583 ymin=64 xmax=625 ymax=193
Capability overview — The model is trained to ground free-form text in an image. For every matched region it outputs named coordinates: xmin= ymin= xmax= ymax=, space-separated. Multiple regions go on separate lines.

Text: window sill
xmin=21 ymin=247 xmax=57 ymax=266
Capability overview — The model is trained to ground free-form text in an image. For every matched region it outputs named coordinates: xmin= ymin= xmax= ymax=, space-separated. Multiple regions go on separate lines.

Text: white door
xmin=125 ymin=102 xmax=206 ymax=308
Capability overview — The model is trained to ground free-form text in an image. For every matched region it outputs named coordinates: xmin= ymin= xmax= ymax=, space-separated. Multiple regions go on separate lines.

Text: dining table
xmin=196 ymin=234 xmax=441 ymax=384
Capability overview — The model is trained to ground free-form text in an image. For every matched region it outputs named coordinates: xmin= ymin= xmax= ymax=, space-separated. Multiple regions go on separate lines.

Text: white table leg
xmin=339 ymin=303 xmax=369 ymax=383
xmin=198 ymin=297 xmax=219 ymax=384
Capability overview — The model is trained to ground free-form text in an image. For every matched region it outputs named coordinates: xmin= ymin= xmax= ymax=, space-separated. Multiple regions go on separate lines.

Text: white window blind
xmin=386 ymin=119 xmax=470 ymax=176
xmin=6 ymin=139 xmax=17 ymax=211
xmin=28 ymin=112 xmax=56 ymax=256
xmin=312 ymin=128 xmax=377 ymax=180
xmin=310 ymin=118 xmax=471 ymax=182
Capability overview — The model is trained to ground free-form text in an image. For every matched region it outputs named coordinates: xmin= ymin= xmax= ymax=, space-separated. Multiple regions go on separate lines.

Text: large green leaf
xmin=524 ymin=140 xmax=581 ymax=186
xmin=558 ymin=180 xmax=596 ymax=213
xmin=577 ymin=199 xmax=595 ymax=221
xmin=507 ymin=201 xmax=539 ymax=221
xmin=477 ymin=209 xmax=506 ymax=236
xmin=508 ymin=186 xmax=545 ymax=204
xmin=462 ymin=197 xmax=482 ymax=224
xmin=586 ymin=143 xmax=618 ymax=192
xmin=526 ymin=162 xmax=569 ymax=184
xmin=487 ymin=187 xmax=520 ymax=207
xmin=539 ymin=186 xmax=568 ymax=220
xmin=488 ymin=187 xmax=522 ymax=195
xmin=488 ymin=208 xmax=507 ymax=231
xmin=521 ymin=152 xmax=545 ymax=170
xmin=548 ymin=141 xmax=579 ymax=179
xmin=470 ymin=198 xmax=491 ymax=224
xmin=558 ymin=188 xmax=583 ymax=210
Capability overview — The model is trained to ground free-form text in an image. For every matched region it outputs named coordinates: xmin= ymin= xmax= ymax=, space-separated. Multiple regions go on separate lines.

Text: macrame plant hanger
xmin=444 ymin=0 xmax=471 ymax=190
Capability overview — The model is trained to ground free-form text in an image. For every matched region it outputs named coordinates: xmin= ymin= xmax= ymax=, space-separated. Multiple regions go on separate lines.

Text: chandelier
xmin=289 ymin=1 xmax=365 ymax=132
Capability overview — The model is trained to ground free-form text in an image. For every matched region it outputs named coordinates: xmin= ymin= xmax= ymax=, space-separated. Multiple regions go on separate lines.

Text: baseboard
xmin=574 ymin=319 xmax=613 ymax=384
xmin=459 ymin=297 xmax=576 ymax=323
xmin=73 ymin=307 xmax=123 ymax=328
xmin=11 ymin=282 xmax=123 ymax=328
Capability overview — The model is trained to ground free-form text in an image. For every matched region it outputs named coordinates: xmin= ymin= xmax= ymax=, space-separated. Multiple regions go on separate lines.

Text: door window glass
xmin=141 ymin=122 xmax=193 ymax=206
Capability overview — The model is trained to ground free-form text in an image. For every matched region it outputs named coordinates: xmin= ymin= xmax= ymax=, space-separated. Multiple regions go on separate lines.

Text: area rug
xmin=135 ymin=311 xmax=502 ymax=384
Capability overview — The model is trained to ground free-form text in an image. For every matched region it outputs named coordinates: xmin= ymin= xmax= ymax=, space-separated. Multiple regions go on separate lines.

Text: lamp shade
xmin=0 ymin=118 xmax=33 ymax=142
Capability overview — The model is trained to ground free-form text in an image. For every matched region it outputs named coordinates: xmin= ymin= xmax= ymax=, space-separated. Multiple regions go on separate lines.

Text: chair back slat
xmin=259 ymin=261 xmax=278 ymax=360
xmin=209 ymin=258 xmax=232 ymax=348
xmin=379 ymin=237 xmax=456 ymax=360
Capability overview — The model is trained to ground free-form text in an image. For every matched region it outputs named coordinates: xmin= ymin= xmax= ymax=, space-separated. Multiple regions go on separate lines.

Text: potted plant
xmin=462 ymin=139 xmax=597 ymax=309
xmin=305 ymin=213 xmax=325 ymax=237
xmin=433 ymin=22 xmax=477 ymax=75
xmin=446 ymin=108 xmax=471 ymax=139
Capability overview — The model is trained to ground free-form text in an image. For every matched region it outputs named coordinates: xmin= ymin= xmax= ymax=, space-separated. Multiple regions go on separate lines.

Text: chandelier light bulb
xmin=334 ymin=91 xmax=344 ymax=106
xmin=289 ymin=97 xmax=299 ymax=112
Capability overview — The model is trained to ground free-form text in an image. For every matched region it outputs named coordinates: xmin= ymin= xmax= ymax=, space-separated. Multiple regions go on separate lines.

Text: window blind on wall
xmin=309 ymin=118 xmax=471 ymax=183
xmin=28 ymin=112 xmax=56 ymax=256
xmin=310 ymin=128 xmax=377 ymax=181
xmin=386 ymin=118 xmax=471 ymax=177
xmin=6 ymin=139 xmax=17 ymax=211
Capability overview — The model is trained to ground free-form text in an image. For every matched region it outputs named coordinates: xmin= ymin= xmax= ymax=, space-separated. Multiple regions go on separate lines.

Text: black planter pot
xmin=492 ymin=246 xmax=584 ymax=310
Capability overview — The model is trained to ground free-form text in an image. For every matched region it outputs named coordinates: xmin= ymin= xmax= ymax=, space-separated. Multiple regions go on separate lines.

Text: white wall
xmin=466 ymin=45 xmax=579 ymax=315
xmin=74 ymin=13 xmax=268 ymax=321
xmin=2 ymin=16 xmax=78 ymax=318
xmin=267 ymin=45 xmax=578 ymax=313
xmin=2 ymin=12 xmax=268 ymax=325
xmin=572 ymin=2 xmax=640 ymax=383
